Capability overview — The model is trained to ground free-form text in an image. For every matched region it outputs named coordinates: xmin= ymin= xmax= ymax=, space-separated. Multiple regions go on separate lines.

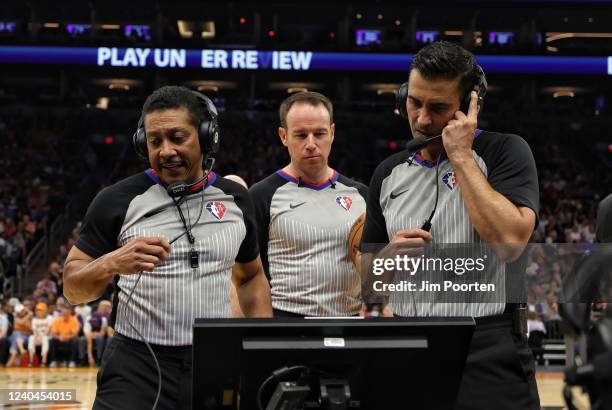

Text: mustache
xmin=414 ymin=129 xmax=433 ymax=135
xmin=160 ymin=160 xmax=188 ymax=167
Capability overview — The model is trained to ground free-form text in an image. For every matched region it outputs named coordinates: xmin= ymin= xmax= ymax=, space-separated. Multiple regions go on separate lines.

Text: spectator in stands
xmin=97 ymin=299 xmax=113 ymax=337
xmin=22 ymin=296 xmax=35 ymax=313
xmin=3 ymin=218 xmax=16 ymax=238
xmin=7 ymin=304 xmax=32 ymax=366
xmin=75 ymin=303 xmax=91 ymax=323
xmin=75 ymin=302 xmax=92 ymax=364
xmin=34 ymin=273 xmax=57 ymax=300
xmin=47 ymin=261 xmax=62 ymax=289
xmin=28 ymin=302 xmax=53 ymax=366
xmin=84 ymin=304 xmax=109 ymax=366
xmin=527 ymin=311 xmax=547 ymax=336
xmin=97 ymin=299 xmax=112 ymax=319
xmin=49 ymin=306 xmax=79 ymax=368
xmin=46 ymin=294 xmax=57 ymax=315
xmin=0 ymin=302 xmax=9 ymax=366
xmin=543 ymin=294 xmax=561 ymax=321
xmin=51 ymin=296 xmax=67 ymax=317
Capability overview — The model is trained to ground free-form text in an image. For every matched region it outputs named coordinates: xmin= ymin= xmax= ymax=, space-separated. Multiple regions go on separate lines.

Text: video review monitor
xmin=193 ymin=317 xmax=475 ymax=409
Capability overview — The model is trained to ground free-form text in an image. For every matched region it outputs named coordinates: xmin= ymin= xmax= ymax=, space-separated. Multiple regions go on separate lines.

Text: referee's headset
xmin=132 ymin=90 xmax=221 ymax=197
xmin=395 ymin=64 xmax=488 ymax=118
xmin=395 ymin=65 xmax=488 ymax=232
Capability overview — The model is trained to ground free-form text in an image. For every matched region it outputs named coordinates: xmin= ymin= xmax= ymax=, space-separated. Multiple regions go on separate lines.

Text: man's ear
xmin=279 ymin=127 xmax=288 ymax=147
xmin=330 ymin=123 xmax=335 ymax=144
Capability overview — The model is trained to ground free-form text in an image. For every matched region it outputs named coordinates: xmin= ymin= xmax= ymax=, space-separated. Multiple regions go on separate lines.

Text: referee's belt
xmin=474 ymin=303 xmax=527 ymax=336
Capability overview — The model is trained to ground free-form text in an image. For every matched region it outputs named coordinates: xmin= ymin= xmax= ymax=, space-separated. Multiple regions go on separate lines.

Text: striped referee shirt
xmin=250 ymin=170 xmax=367 ymax=316
xmin=75 ymin=170 xmax=258 ymax=346
xmin=361 ymin=130 xmax=539 ymax=317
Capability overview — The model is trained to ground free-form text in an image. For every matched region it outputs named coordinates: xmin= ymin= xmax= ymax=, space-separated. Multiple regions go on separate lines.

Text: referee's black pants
xmin=454 ymin=315 xmax=540 ymax=410
xmin=93 ymin=333 xmax=192 ymax=410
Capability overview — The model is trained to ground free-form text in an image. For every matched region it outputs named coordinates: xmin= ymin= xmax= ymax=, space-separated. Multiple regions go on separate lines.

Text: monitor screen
xmin=356 ymin=29 xmax=382 ymax=46
xmin=193 ymin=317 xmax=475 ymax=409
xmin=0 ymin=22 xmax=17 ymax=34
xmin=416 ymin=30 xmax=440 ymax=43
xmin=65 ymin=24 xmax=91 ymax=37
xmin=489 ymin=31 xmax=514 ymax=45
xmin=124 ymin=24 xmax=151 ymax=41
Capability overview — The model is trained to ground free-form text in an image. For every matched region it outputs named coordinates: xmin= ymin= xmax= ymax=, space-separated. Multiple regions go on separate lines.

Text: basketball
xmin=348 ymin=212 xmax=366 ymax=267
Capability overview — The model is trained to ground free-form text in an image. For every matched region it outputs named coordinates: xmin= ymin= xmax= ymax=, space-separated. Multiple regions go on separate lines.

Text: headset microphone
xmin=165 ymin=157 xmax=215 ymax=198
xmin=405 ymin=134 xmax=441 ymax=153
xmin=166 ymin=177 xmax=206 ymax=198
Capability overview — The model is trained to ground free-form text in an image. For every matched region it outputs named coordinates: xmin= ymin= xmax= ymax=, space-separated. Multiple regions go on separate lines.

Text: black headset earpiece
xmin=395 ymin=82 xmax=409 ymax=118
xmin=459 ymin=64 xmax=488 ymax=115
xmin=191 ymin=90 xmax=220 ymax=159
xmin=395 ymin=64 xmax=488 ymax=118
xmin=133 ymin=116 xmax=149 ymax=164
xmin=132 ymin=90 xmax=221 ymax=167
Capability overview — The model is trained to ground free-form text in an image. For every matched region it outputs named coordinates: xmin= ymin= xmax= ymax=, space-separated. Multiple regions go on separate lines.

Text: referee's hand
xmin=381 ymin=228 xmax=432 ymax=258
xmin=106 ymin=237 xmax=171 ymax=274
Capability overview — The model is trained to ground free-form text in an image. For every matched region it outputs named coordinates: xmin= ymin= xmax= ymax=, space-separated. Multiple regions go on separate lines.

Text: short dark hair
xmin=279 ymin=91 xmax=333 ymax=128
xmin=141 ymin=86 xmax=206 ymax=129
xmin=411 ymin=41 xmax=479 ymax=98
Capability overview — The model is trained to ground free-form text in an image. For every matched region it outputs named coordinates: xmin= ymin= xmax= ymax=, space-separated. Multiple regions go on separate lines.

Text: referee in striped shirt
xmin=63 ymin=86 xmax=272 ymax=409
xmin=250 ymin=92 xmax=367 ymax=317
xmin=361 ymin=42 xmax=540 ymax=409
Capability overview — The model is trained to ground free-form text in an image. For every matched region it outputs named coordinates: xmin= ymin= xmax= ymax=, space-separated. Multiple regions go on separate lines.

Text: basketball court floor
xmin=0 ymin=367 xmax=589 ymax=409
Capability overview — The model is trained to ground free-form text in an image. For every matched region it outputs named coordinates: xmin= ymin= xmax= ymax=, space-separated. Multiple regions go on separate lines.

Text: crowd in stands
xmin=0 ymin=222 xmax=113 ymax=367
xmin=0 ymin=107 xmax=85 ymax=296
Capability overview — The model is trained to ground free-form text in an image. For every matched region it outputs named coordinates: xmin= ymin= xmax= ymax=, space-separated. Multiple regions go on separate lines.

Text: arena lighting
xmin=270 ymin=82 xmax=319 ymax=92
xmin=96 ymin=97 xmax=109 ymax=110
xmin=444 ymin=30 xmax=464 ymax=36
xmin=544 ymin=86 xmax=584 ymax=97
xmin=395 ymin=20 xmax=401 ymax=26
xmin=108 ymin=83 xmax=130 ymax=90
xmin=547 ymin=32 xmax=612 ymax=42
xmin=43 ymin=23 xmax=60 ymax=28
xmin=185 ymin=80 xmax=237 ymax=91
xmin=177 ymin=20 xmax=193 ymax=38
xmin=363 ymin=83 xmax=401 ymax=94
xmin=197 ymin=85 xmax=219 ymax=92
xmin=608 ymin=144 xmax=612 ymax=152
xmin=356 ymin=13 xmax=362 ymax=19
xmin=104 ymin=136 xmax=114 ymax=144
xmin=200 ymin=22 xmax=215 ymax=39
xmin=268 ymin=30 xmax=275 ymax=37
xmin=177 ymin=20 xmax=216 ymax=39
xmin=287 ymin=87 xmax=308 ymax=93
xmin=100 ymin=24 xmax=120 ymax=30
xmin=376 ymin=88 xmax=396 ymax=95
